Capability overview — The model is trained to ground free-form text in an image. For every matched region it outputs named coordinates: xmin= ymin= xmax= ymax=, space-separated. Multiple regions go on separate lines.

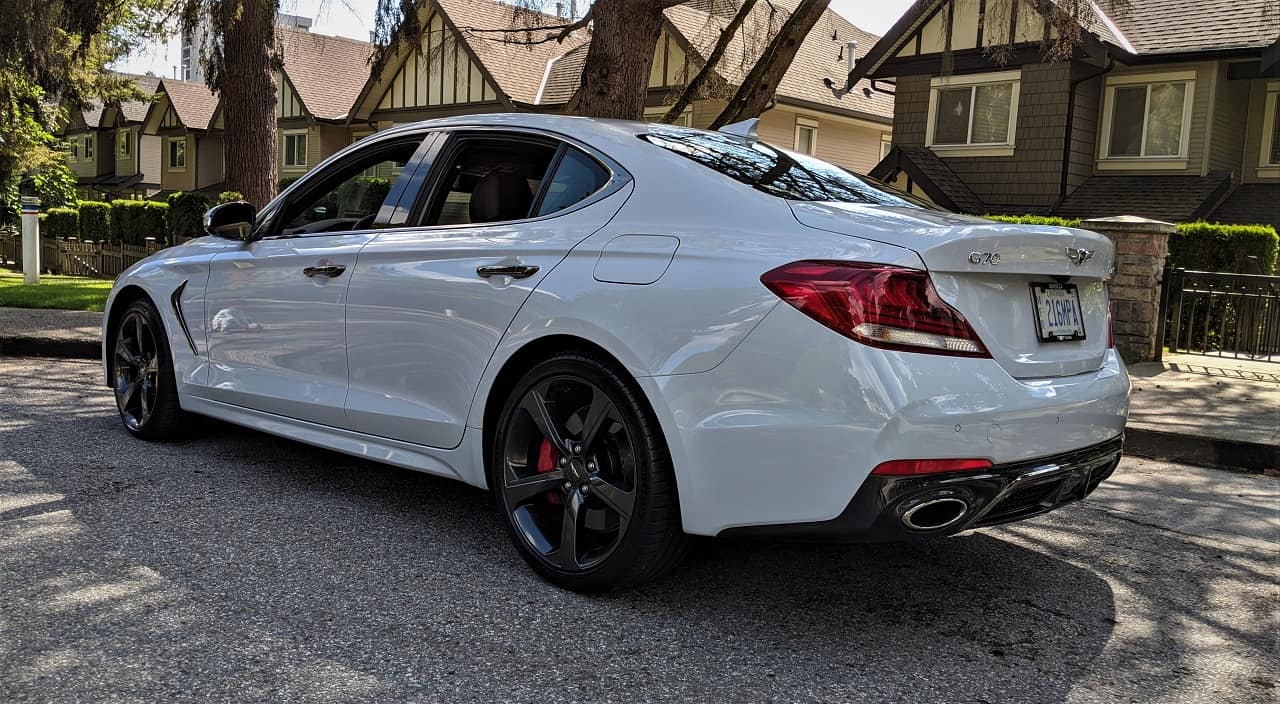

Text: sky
xmin=113 ymin=0 xmax=914 ymax=78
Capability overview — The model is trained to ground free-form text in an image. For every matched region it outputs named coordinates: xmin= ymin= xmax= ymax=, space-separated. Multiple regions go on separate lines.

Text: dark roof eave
xmin=1110 ymin=44 xmax=1266 ymax=64
xmin=775 ymin=96 xmax=892 ymax=126
xmin=845 ymin=0 xmax=943 ymax=87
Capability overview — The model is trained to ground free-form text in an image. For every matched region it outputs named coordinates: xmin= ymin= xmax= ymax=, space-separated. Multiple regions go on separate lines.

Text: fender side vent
xmin=170 ymin=281 xmax=199 ymax=356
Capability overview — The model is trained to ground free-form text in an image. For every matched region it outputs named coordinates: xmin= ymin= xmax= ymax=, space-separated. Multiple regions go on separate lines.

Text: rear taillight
xmin=871 ymin=458 xmax=993 ymax=476
xmin=760 ymin=261 xmax=990 ymax=357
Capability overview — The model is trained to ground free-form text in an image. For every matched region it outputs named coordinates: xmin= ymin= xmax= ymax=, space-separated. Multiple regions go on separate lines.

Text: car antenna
xmin=718 ymin=118 xmax=759 ymax=142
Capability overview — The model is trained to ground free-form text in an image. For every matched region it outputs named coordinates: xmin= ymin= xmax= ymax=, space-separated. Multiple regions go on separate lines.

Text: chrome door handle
xmin=303 ymin=265 xmax=347 ymax=278
xmin=476 ymin=264 xmax=540 ymax=280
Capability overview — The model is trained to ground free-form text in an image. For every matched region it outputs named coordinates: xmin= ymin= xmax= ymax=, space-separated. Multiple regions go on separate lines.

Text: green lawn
xmin=0 ymin=271 xmax=113 ymax=311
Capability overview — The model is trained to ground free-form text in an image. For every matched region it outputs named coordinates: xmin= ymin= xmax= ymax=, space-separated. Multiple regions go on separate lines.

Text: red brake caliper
xmin=537 ymin=438 xmax=561 ymax=504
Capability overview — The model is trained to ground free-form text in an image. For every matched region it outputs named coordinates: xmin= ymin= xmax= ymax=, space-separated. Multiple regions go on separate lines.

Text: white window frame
xmin=83 ymin=135 xmax=93 ymax=159
xmin=282 ymin=129 xmax=308 ymax=170
xmin=1097 ymin=70 xmax=1195 ymax=170
xmin=118 ymin=129 xmax=132 ymax=158
xmin=925 ymin=69 xmax=1021 ymax=157
xmin=794 ymin=117 xmax=819 ymax=155
xmin=1258 ymin=81 xmax=1280 ymax=178
xmin=167 ymin=137 xmax=186 ymax=171
xmin=880 ymin=132 xmax=893 ymax=160
xmin=643 ymin=106 xmax=692 ymax=127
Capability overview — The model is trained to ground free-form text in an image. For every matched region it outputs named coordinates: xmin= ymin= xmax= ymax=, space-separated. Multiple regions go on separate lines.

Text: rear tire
xmin=490 ymin=351 xmax=686 ymax=592
xmin=111 ymin=298 xmax=187 ymax=441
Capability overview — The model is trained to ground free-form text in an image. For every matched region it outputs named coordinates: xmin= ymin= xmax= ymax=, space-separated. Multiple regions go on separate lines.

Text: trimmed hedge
xmin=983 ymin=214 xmax=1083 ymax=227
xmin=78 ymin=201 xmax=112 ymax=242
xmin=166 ymin=191 xmax=211 ymax=242
xmin=44 ymin=207 xmax=80 ymax=239
xmin=1169 ymin=222 xmax=1278 ymax=275
xmin=111 ymin=199 xmax=169 ymax=245
xmin=336 ymin=177 xmax=391 ymax=217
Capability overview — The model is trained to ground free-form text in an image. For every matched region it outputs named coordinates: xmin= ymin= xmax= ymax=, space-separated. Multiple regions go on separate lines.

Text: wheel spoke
xmin=578 ymin=386 xmax=617 ymax=454
xmin=589 ymin=474 xmax=635 ymax=522
xmin=520 ymin=386 xmax=568 ymax=454
xmin=504 ymin=470 xmax=565 ymax=505
xmin=144 ymin=356 xmax=159 ymax=375
xmin=118 ymin=378 xmax=140 ymax=409
xmin=139 ymin=382 xmax=150 ymax=420
xmin=553 ymin=490 xmax=583 ymax=569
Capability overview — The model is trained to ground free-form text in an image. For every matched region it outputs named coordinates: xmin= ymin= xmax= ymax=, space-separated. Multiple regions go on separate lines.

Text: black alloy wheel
xmin=492 ymin=353 xmax=685 ymax=592
xmin=112 ymin=298 xmax=186 ymax=440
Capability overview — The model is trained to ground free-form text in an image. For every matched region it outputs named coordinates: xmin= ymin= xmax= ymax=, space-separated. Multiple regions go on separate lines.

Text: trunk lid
xmin=790 ymin=202 xmax=1115 ymax=379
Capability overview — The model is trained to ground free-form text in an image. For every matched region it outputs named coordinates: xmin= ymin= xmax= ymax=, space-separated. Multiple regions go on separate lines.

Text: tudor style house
xmin=847 ymin=0 xmax=1280 ymax=229
xmin=61 ymin=75 xmax=160 ymax=200
xmin=140 ymin=79 xmax=224 ymax=196
xmin=350 ymin=0 xmax=893 ymax=174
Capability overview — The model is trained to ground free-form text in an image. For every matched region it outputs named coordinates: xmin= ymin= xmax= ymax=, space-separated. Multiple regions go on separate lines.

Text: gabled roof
xmin=118 ymin=75 xmax=161 ymax=124
xmin=154 ymin=78 xmax=219 ymax=131
xmin=435 ymin=0 xmax=590 ymax=105
xmin=869 ymin=146 xmax=985 ymax=213
xmin=536 ymin=43 xmax=589 ymax=105
xmin=277 ymin=27 xmax=374 ymax=120
xmin=1054 ymin=172 xmax=1233 ymax=223
xmin=663 ymin=0 xmax=892 ymax=121
xmin=847 ymin=0 xmax=1278 ymax=86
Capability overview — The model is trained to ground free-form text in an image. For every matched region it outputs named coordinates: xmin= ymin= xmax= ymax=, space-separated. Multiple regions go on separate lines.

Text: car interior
xmin=428 ymin=139 xmax=557 ymax=226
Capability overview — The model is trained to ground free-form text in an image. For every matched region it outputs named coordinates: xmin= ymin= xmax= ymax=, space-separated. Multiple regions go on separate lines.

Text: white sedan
xmin=102 ymin=115 xmax=1130 ymax=592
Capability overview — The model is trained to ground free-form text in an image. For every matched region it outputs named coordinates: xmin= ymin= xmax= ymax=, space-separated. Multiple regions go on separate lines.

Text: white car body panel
xmin=102 ymin=114 xmax=1131 ymax=539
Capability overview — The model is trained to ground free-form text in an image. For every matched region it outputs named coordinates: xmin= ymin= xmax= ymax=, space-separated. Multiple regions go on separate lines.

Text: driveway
xmin=1 ymin=357 xmax=1276 ymax=703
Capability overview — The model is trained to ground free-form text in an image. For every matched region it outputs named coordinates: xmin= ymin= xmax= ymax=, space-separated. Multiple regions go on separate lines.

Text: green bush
xmin=217 ymin=190 xmax=244 ymax=204
xmin=166 ymin=191 xmax=211 ymax=242
xmin=77 ymin=201 xmax=112 ymax=241
xmin=335 ymin=177 xmax=390 ymax=217
xmin=982 ymin=214 xmax=1083 ymax=227
xmin=1168 ymin=222 xmax=1278 ymax=275
xmin=111 ymin=199 xmax=168 ymax=245
xmin=43 ymin=207 xmax=79 ymax=239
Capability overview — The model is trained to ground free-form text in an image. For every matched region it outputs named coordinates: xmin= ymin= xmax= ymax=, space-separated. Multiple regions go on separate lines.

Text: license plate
xmin=1031 ymin=282 xmax=1086 ymax=342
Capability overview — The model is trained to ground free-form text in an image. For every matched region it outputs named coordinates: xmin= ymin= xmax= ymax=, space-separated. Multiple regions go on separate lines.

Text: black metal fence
xmin=1158 ymin=268 xmax=1280 ymax=362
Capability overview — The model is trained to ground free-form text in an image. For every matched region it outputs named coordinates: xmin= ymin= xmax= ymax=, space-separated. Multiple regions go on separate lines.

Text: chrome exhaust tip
xmin=902 ymin=497 xmax=970 ymax=531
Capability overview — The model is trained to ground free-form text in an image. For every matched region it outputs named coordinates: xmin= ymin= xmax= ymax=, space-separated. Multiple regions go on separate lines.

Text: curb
xmin=1125 ymin=426 xmax=1278 ymax=474
xmin=0 ymin=336 xmax=99 ymax=360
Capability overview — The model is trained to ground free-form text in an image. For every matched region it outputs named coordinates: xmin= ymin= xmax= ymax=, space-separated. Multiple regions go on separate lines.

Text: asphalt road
xmin=1 ymin=356 xmax=1277 ymax=704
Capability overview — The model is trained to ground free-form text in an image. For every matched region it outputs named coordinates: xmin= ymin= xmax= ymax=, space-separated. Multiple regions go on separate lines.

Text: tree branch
xmin=660 ymin=0 xmax=758 ymax=123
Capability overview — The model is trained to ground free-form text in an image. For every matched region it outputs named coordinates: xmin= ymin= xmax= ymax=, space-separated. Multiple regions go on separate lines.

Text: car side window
xmin=534 ymin=148 xmax=610 ymax=217
xmin=279 ymin=140 xmax=422 ymax=236
xmin=425 ymin=137 xmax=557 ymax=226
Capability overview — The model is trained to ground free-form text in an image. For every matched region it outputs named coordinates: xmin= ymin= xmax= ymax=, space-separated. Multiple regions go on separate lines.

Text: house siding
xmin=1206 ymin=62 xmax=1250 ymax=175
xmin=140 ymin=135 xmax=162 ymax=187
xmin=196 ymin=133 xmax=224 ymax=190
xmin=1241 ymin=78 xmax=1278 ymax=183
xmin=161 ymin=134 xmax=196 ymax=192
xmin=758 ymin=108 xmax=886 ymax=175
xmin=892 ymin=63 xmax=1080 ymax=214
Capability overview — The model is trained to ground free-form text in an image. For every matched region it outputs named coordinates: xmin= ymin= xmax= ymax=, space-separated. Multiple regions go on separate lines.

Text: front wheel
xmin=490 ymin=352 xmax=686 ymax=592
xmin=111 ymin=298 xmax=187 ymax=441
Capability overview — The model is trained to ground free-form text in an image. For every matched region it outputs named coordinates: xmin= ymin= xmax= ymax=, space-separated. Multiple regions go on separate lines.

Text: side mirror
xmin=204 ymin=201 xmax=257 ymax=240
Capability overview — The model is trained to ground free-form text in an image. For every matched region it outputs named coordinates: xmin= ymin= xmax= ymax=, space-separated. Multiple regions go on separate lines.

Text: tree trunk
xmin=660 ymin=0 xmax=757 ymax=124
xmin=709 ymin=0 xmax=829 ymax=129
xmin=575 ymin=0 xmax=668 ymax=120
xmin=218 ymin=0 xmax=278 ymax=206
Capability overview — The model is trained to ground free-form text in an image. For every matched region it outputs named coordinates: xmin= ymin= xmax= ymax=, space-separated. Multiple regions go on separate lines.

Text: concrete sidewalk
xmin=1126 ymin=353 xmax=1279 ymax=472
xmin=0 ymin=306 xmax=101 ymax=358
xmin=1 ymin=306 xmax=1275 ymax=470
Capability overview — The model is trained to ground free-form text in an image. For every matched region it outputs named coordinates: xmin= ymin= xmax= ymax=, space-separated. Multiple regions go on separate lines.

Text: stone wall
xmin=1080 ymin=216 xmax=1175 ymax=363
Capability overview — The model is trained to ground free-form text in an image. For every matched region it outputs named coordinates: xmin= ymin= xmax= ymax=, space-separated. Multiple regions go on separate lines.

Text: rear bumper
xmin=719 ymin=436 xmax=1123 ymax=541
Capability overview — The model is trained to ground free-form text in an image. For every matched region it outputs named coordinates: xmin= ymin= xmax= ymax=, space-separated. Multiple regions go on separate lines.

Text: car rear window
xmin=639 ymin=126 xmax=935 ymax=209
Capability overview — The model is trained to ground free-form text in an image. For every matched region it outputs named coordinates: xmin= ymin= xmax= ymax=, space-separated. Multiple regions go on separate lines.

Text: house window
xmin=1100 ymin=71 xmax=1195 ymax=164
xmin=283 ymin=130 xmax=308 ymax=169
xmin=83 ymin=136 xmax=93 ymax=159
xmin=794 ymin=118 xmax=818 ymax=155
xmin=68 ymin=141 xmax=78 ymax=162
xmin=880 ymin=133 xmax=892 ymax=160
xmin=119 ymin=130 xmax=132 ymax=158
xmin=167 ymin=138 xmax=186 ymax=170
xmin=1261 ymin=83 xmax=1280 ymax=169
xmin=643 ymin=107 xmax=692 ymax=127
xmin=926 ymin=70 xmax=1021 ymax=153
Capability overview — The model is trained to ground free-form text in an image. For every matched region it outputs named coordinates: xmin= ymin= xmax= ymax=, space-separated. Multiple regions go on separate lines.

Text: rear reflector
xmin=760 ymin=261 xmax=990 ymax=357
xmin=872 ymin=458 xmax=994 ymax=476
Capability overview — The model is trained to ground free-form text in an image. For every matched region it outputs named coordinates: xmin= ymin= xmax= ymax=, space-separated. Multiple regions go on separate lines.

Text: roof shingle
xmin=1054 ymin=172 xmax=1234 ymax=223
xmin=277 ymin=27 xmax=375 ymax=120
xmin=158 ymin=79 xmax=219 ymax=131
